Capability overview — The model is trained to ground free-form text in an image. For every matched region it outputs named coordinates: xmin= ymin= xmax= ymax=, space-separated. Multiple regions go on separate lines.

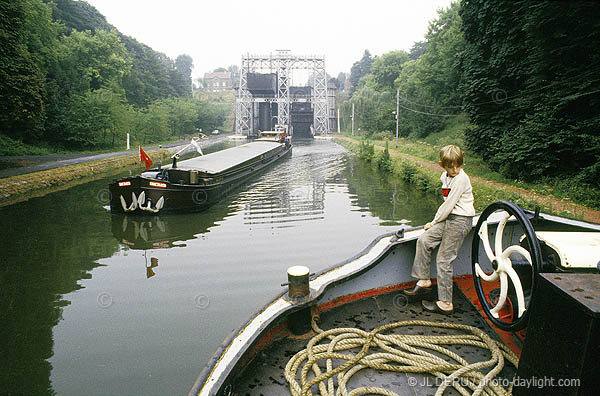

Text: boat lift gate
xmin=236 ymin=51 xmax=329 ymax=137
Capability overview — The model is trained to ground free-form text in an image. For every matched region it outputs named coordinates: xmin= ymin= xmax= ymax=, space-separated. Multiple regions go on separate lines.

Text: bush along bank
xmin=0 ymin=148 xmax=171 ymax=207
xmin=335 ymin=136 xmax=600 ymax=223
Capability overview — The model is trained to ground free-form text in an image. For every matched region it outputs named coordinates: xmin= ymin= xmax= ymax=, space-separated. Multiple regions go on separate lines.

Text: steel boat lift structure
xmin=235 ymin=51 xmax=330 ymax=138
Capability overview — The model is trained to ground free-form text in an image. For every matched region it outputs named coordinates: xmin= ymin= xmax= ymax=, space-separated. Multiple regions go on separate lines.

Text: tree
xmin=0 ymin=0 xmax=219 ymax=151
xmin=52 ymin=29 xmax=132 ymax=95
xmin=343 ymin=86 xmax=395 ymax=135
xmin=175 ymin=54 xmax=193 ymax=91
xmin=0 ymin=0 xmax=58 ymax=141
xmin=45 ymin=0 xmax=112 ymax=33
xmin=136 ymin=101 xmax=170 ymax=143
xmin=395 ymin=2 xmax=465 ymax=138
xmin=369 ymin=50 xmax=410 ymax=92
xmin=62 ymin=87 xmax=133 ymax=148
xmin=460 ymin=0 xmax=600 ymax=184
xmin=336 ymin=72 xmax=346 ymax=91
xmin=409 ymin=41 xmax=428 ymax=60
xmin=121 ymin=36 xmax=173 ymax=106
xmin=348 ymin=50 xmax=374 ymax=97
xmin=44 ymin=28 xmax=132 ymax=146
xmin=228 ymin=64 xmax=240 ymax=89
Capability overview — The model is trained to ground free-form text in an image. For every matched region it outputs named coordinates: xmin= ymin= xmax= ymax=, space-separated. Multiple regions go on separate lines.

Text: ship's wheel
xmin=471 ymin=201 xmax=542 ymax=331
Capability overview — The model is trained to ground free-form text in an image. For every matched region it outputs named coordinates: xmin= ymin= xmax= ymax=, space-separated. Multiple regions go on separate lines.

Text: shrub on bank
xmin=357 ymin=138 xmax=375 ymax=162
xmin=375 ymin=141 xmax=393 ymax=173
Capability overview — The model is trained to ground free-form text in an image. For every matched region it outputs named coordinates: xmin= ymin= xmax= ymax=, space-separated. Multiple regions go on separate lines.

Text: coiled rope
xmin=284 ymin=319 xmax=518 ymax=396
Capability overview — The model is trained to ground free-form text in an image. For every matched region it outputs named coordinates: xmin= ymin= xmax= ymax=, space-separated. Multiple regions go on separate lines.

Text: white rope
xmin=284 ymin=319 xmax=518 ymax=396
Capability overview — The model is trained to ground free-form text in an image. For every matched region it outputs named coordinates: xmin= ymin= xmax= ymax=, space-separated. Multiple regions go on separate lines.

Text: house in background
xmin=203 ymin=71 xmax=233 ymax=91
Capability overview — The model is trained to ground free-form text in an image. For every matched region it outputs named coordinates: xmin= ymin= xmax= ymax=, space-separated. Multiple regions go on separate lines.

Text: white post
xmin=337 ymin=108 xmax=341 ymax=133
xmin=395 ymin=89 xmax=399 ymax=148
xmin=127 ymin=133 xmax=130 ymax=150
xmin=351 ymin=103 xmax=355 ymax=136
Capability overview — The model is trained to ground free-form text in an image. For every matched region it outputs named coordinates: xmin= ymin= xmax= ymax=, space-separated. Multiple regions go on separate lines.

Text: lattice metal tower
xmin=235 ymin=51 xmax=329 ymax=137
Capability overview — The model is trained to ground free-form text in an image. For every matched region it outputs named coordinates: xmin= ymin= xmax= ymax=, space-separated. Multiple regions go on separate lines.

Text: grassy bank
xmin=335 ymin=134 xmax=600 ymax=223
xmin=339 ymin=116 xmax=600 ymax=213
xmin=0 ymin=148 xmax=171 ymax=207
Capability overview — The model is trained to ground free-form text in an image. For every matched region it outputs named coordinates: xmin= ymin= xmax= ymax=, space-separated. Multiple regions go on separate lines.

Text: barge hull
xmin=109 ymin=142 xmax=291 ymax=214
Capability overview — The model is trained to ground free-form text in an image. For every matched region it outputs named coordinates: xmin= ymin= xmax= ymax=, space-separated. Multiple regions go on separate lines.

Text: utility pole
xmin=337 ymin=108 xmax=341 ymax=133
xmin=351 ymin=103 xmax=355 ymax=136
xmin=395 ymin=88 xmax=399 ymax=148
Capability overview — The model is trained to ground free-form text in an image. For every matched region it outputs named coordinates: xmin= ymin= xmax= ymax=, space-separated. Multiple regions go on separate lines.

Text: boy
xmin=403 ymin=145 xmax=475 ymax=314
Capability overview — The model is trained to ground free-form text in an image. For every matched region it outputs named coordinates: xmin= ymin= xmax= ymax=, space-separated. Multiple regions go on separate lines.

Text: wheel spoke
xmin=506 ymin=266 xmax=526 ymax=318
xmin=478 ymin=221 xmax=495 ymax=262
xmin=475 ymin=263 xmax=499 ymax=282
xmin=501 ymin=244 xmax=532 ymax=263
xmin=495 ymin=212 xmax=511 ymax=259
xmin=490 ymin=272 xmax=508 ymax=318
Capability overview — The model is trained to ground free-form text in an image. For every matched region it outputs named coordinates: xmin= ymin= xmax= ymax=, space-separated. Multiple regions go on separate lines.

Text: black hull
xmin=109 ymin=144 xmax=291 ymax=214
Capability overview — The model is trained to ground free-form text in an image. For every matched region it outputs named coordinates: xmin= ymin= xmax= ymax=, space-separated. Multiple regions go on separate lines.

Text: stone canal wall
xmin=0 ymin=148 xmax=171 ymax=207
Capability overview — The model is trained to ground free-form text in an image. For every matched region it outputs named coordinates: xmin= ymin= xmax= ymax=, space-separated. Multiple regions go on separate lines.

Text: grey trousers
xmin=411 ymin=214 xmax=472 ymax=302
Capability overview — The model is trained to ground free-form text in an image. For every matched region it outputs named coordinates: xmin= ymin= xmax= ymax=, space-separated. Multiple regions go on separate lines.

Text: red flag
xmin=139 ymin=146 xmax=153 ymax=171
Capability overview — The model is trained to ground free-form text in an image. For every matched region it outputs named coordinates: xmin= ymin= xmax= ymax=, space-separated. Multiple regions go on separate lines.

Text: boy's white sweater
xmin=432 ymin=169 xmax=476 ymax=225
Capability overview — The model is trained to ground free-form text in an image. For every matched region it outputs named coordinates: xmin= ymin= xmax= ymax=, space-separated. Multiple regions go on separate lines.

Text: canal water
xmin=0 ymin=139 xmax=440 ymax=396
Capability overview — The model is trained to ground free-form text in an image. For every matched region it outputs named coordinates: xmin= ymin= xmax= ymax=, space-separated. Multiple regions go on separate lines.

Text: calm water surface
xmin=0 ymin=139 xmax=440 ymax=396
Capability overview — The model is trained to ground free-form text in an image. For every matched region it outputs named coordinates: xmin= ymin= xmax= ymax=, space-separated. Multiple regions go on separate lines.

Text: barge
xmin=188 ymin=201 xmax=600 ymax=396
xmin=109 ymin=132 xmax=291 ymax=214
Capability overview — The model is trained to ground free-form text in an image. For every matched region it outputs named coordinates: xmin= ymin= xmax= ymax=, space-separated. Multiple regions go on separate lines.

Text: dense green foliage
xmin=460 ymin=0 xmax=600 ymax=186
xmin=397 ymin=2 xmax=464 ymax=138
xmin=340 ymin=0 xmax=600 ymax=193
xmin=1 ymin=0 xmax=227 ymax=152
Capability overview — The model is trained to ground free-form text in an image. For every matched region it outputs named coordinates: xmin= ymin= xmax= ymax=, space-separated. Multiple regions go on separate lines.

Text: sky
xmin=86 ymin=0 xmax=454 ymax=81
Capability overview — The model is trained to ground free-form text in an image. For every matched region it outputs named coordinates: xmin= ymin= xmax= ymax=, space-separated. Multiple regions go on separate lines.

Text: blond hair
xmin=439 ymin=145 xmax=464 ymax=168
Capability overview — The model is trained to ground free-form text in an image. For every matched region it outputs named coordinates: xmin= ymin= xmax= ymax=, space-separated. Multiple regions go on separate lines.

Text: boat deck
xmin=234 ymin=285 xmax=518 ymax=396
xmin=170 ymin=141 xmax=281 ymax=174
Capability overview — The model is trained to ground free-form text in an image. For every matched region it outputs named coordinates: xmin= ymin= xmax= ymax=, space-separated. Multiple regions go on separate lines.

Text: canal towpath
xmin=0 ymin=140 xmax=205 ymax=179
xmin=0 ymin=135 xmax=232 ymax=205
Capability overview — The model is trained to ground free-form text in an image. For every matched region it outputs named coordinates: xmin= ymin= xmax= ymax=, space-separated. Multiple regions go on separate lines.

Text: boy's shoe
xmin=403 ymin=284 xmax=432 ymax=297
xmin=421 ymin=300 xmax=453 ymax=315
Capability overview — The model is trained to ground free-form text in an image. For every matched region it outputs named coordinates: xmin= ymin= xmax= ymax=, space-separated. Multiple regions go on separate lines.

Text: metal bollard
xmin=286 ymin=266 xmax=312 ymax=335
xmin=287 ymin=265 xmax=310 ymax=299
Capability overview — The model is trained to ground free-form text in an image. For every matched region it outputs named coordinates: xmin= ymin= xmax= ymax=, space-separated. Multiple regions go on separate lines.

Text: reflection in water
xmin=146 ymin=256 xmax=159 ymax=278
xmin=0 ymin=177 xmax=119 ymax=396
xmin=111 ymin=201 xmax=232 ymax=251
xmin=0 ymin=139 xmax=440 ymax=396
